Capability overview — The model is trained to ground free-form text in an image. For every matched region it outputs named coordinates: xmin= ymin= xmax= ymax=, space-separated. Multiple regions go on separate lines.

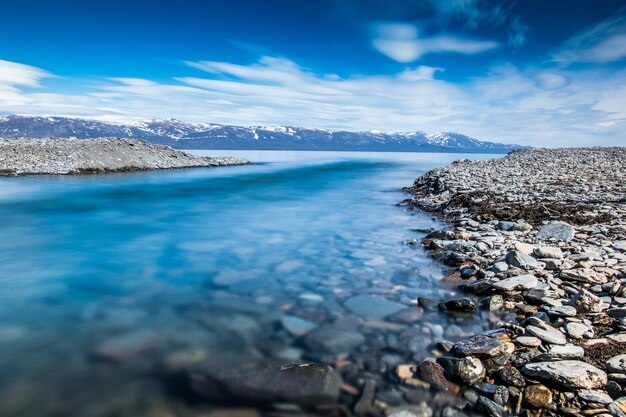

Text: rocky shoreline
xmin=399 ymin=148 xmax=626 ymax=417
xmin=0 ymin=137 xmax=249 ymax=175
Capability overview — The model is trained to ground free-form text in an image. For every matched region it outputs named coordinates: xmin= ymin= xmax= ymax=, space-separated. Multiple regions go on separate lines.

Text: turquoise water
xmin=0 ymin=151 xmax=495 ymax=416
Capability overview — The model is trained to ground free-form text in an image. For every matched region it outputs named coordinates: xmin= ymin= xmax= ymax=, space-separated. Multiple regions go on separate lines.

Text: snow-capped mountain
xmin=0 ymin=115 xmax=525 ymax=153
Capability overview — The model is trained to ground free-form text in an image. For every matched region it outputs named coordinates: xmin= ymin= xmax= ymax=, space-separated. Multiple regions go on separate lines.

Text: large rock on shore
xmin=0 ymin=137 xmax=249 ymax=175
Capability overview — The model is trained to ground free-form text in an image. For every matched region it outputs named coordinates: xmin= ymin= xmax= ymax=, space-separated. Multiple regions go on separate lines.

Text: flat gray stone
xmin=526 ymin=324 xmax=567 ymax=345
xmin=517 ymin=336 xmax=542 ymax=347
xmin=505 ymin=250 xmax=542 ymax=270
xmin=523 ymin=360 xmax=607 ymax=389
xmin=538 ymin=222 xmax=575 ymax=242
xmin=492 ymin=274 xmax=538 ymax=292
xmin=566 ymin=322 xmax=589 ymax=339
xmin=577 ymin=389 xmax=613 ymax=404
xmin=535 ymin=344 xmax=584 ymax=360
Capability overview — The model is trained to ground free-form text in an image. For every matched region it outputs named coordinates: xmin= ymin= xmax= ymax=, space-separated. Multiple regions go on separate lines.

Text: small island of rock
xmin=0 ymin=137 xmax=249 ymax=175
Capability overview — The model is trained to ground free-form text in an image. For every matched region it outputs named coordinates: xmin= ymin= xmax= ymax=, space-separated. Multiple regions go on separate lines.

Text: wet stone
xmin=454 ymin=335 xmax=508 ymax=358
xmin=439 ymin=298 xmax=477 ymax=313
xmin=281 ymin=315 xmax=317 ymax=336
xmin=388 ymin=307 xmax=424 ymax=324
xmin=91 ymin=329 xmax=159 ymax=361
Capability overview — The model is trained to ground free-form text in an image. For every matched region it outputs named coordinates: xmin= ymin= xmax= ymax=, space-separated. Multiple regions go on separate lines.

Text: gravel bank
xmin=399 ymin=148 xmax=626 ymax=417
xmin=0 ymin=137 xmax=249 ymax=175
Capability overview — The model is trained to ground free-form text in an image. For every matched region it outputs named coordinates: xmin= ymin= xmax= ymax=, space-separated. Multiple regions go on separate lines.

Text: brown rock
xmin=524 ymin=384 xmax=553 ymax=409
xmin=418 ymin=359 xmax=460 ymax=394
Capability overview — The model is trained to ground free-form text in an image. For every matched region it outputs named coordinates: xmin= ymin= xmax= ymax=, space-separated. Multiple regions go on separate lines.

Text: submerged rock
xmin=344 ymin=295 xmax=406 ymax=320
xmin=189 ymin=358 xmax=342 ymax=406
xmin=303 ymin=325 xmax=365 ymax=354
xmin=92 ymin=329 xmax=159 ymax=361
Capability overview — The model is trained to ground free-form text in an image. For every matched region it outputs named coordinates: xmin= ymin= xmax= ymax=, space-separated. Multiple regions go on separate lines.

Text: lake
xmin=0 ymin=150 xmax=497 ymax=417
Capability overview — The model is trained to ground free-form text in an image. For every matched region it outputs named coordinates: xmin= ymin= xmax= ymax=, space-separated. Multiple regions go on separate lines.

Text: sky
xmin=1 ymin=0 xmax=626 ymax=146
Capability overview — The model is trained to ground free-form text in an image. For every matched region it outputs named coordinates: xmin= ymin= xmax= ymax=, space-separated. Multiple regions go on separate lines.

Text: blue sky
xmin=1 ymin=0 xmax=626 ymax=146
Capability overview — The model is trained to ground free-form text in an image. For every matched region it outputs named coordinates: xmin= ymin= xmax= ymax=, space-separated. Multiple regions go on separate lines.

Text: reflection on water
xmin=0 ymin=150 xmax=496 ymax=416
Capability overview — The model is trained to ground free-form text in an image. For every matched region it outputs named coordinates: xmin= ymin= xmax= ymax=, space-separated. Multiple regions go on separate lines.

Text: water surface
xmin=0 ymin=150 xmax=496 ymax=416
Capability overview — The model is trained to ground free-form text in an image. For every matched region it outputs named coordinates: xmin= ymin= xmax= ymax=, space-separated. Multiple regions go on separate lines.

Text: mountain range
xmin=0 ymin=115 xmax=525 ymax=153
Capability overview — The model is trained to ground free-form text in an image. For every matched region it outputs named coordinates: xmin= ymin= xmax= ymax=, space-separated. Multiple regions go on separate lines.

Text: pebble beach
xmin=399 ymin=147 xmax=626 ymax=417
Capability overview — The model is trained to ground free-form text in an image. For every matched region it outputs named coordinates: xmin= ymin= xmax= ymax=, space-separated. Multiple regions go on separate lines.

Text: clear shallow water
xmin=0 ymin=151 xmax=496 ymax=417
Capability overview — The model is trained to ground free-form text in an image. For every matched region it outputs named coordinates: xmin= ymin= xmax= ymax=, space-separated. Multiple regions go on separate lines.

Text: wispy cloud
xmin=1 ymin=57 xmax=625 ymax=146
xmin=555 ymin=11 xmax=626 ymax=64
xmin=372 ymin=22 xmax=499 ymax=62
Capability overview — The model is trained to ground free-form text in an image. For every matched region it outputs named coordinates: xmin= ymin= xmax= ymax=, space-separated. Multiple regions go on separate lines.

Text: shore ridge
xmin=0 ymin=137 xmax=249 ymax=175
xmin=401 ymin=148 xmax=626 ymax=417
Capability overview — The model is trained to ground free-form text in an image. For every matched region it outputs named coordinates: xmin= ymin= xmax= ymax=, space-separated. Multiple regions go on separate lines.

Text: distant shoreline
xmin=0 ymin=137 xmax=249 ymax=176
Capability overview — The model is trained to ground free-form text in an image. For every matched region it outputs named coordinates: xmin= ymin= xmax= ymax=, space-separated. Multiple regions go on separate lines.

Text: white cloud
xmin=535 ymin=72 xmax=570 ymax=90
xmin=555 ymin=12 xmax=626 ymax=64
xmin=0 ymin=60 xmax=52 ymax=89
xmin=372 ymin=22 xmax=499 ymax=62
xmin=0 ymin=57 xmax=625 ymax=146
